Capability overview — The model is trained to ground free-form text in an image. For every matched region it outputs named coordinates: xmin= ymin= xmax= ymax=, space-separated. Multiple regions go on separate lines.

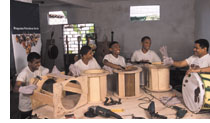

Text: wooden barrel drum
xmin=82 ymin=69 xmax=109 ymax=103
xmin=113 ymin=66 xmax=142 ymax=98
xmin=145 ymin=64 xmax=171 ymax=92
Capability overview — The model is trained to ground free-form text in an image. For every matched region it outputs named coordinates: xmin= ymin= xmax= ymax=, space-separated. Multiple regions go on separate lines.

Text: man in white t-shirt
xmin=131 ymin=36 xmax=161 ymax=63
xmin=13 ymin=52 xmax=49 ymax=119
xmin=161 ymin=39 xmax=210 ymax=74
xmin=103 ymin=41 xmax=127 ymax=73
xmin=69 ymin=45 xmax=101 ymax=76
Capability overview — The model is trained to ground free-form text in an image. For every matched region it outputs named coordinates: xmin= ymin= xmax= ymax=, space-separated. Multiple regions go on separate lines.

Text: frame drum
xmin=145 ymin=64 xmax=171 ymax=92
xmin=182 ymin=73 xmax=210 ymax=113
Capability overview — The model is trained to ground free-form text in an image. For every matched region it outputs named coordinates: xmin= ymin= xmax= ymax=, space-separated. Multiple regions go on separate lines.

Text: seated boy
xmin=103 ymin=41 xmax=128 ymax=73
xmin=102 ymin=41 xmax=131 ymax=92
xmin=69 ymin=45 xmax=101 ymax=76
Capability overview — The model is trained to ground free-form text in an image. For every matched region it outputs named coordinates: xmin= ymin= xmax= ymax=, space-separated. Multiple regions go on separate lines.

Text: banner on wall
xmin=11 ymin=1 xmax=41 ymax=74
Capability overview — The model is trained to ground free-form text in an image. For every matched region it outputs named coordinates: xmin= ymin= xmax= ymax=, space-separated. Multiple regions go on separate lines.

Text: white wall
xmin=39 ymin=0 xmax=196 ymax=70
xmin=195 ymin=0 xmax=210 ymax=53
xmin=92 ymin=0 xmax=195 ymax=60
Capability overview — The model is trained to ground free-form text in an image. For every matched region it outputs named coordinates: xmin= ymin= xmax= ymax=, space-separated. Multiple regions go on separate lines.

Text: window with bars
xmin=63 ymin=23 xmax=95 ymax=54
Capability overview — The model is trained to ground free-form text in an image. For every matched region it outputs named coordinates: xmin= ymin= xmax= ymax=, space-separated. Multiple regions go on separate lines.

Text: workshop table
xmin=32 ymin=89 xmax=210 ymax=119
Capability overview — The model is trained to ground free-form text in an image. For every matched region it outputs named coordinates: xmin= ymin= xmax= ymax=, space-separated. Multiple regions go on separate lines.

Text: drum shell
xmin=82 ymin=69 xmax=109 ymax=103
xmin=145 ymin=64 xmax=170 ymax=91
xmin=113 ymin=66 xmax=142 ymax=98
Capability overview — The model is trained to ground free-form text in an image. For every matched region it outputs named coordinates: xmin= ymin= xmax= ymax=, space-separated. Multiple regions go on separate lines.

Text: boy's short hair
xmin=109 ymin=41 xmax=119 ymax=48
xmin=195 ymin=39 xmax=209 ymax=51
xmin=27 ymin=52 xmax=41 ymax=62
xmin=141 ymin=36 xmax=151 ymax=42
xmin=80 ymin=45 xmax=92 ymax=56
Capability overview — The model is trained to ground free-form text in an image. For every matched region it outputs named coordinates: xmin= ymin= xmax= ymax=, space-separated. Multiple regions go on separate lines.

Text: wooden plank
xmin=66 ymin=82 xmax=81 ymax=89
xmin=32 ymin=91 xmax=53 ymax=107
xmin=40 ymin=89 xmax=53 ymax=97
xmin=100 ymin=76 xmax=107 ymax=101
xmin=158 ymin=68 xmax=170 ymax=90
xmin=88 ymin=77 xmax=100 ymax=103
xmin=135 ymin=72 xmax=140 ymax=96
xmin=150 ymin=68 xmax=158 ymax=90
xmin=118 ymin=73 xmax=125 ymax=97
xmin=63 ymin=85 xmax=82 ymax=94
xmin=125 ymin=73 xmax=135 ymax=96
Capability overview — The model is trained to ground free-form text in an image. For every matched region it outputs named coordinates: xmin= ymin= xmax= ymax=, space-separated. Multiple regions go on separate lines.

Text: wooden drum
xmin=82 ymin=69 xmax=109 ymax=103
xmin=30 ymin=74 xmax=88 ymax=118
xmin=182 ymin=73 xmax=210 ymax=113
xmin=113 ymin=66 xmax=142 ymax=98
xmin=145 ymin=64 xmax=171 ymax=92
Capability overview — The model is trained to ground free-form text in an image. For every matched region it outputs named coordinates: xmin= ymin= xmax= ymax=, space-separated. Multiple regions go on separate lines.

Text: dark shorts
xmin=20 ymin=110 xmax=32 ymax=119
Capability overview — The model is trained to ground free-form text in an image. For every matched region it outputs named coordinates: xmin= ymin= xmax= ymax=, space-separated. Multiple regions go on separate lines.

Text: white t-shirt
xmin=103 ymin=54 xmax=126 ymax=73
xmin=131 ymin=49 xmax=161 ymax=63
xmin=16 ymin=66 xmax=49 ymax=112
xmin=186 ymin=54 xmax=210 ymax=68
xmin=74 ymin=57 xmax=101 ymax=73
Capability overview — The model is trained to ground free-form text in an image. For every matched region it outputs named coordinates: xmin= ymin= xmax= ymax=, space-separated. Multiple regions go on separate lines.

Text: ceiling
xmin=32 ymin=0 xmax=128 ymax=7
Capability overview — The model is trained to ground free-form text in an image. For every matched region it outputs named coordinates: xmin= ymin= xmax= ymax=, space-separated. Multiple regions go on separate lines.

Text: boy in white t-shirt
xmin=161 ymin=39 xmax=210 ymax=74
xmin=69 ymin=45 xmax=101 ymax=76
xmin=103 ymin=41 xmax=132 ymax=92
xmin=103 ymin=41 xmax=128 ymax=73
xmin=13 ymin=52 xmax=49 ymax=119
xmin=131 ymin=36 xmax=161 ymax=63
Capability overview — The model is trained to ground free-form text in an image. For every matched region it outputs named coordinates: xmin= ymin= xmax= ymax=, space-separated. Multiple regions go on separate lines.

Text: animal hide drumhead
xmin=182 ymin=73 xmax=205 ymax=113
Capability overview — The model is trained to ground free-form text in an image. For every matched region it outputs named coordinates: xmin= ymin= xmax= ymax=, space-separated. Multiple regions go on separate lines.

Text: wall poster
xmin=11 ymin=1 xmax=41 ymax=74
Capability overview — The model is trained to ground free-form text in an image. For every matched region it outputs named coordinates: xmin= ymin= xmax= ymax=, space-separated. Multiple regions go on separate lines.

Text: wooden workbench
xmin=32 ymin=89 xmax=210 ymax=119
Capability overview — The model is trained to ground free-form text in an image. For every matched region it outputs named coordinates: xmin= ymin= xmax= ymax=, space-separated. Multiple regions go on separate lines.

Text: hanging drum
xmin=47 ymin=31 xmax=58 ymax=60
xmin=182 ymin=72 xmax=210 ymax=113
xmin=48 ymin=44 xmax=58 ymax=59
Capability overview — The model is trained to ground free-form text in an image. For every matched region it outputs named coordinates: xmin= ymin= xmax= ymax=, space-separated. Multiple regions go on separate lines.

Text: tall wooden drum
xmin=145 ymin=64 xmax=171 ymax=92
xmin=113 ymin=66 xmax=142 ymax=98
xmin=82 ymin=69 xmax=109 ymax=103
